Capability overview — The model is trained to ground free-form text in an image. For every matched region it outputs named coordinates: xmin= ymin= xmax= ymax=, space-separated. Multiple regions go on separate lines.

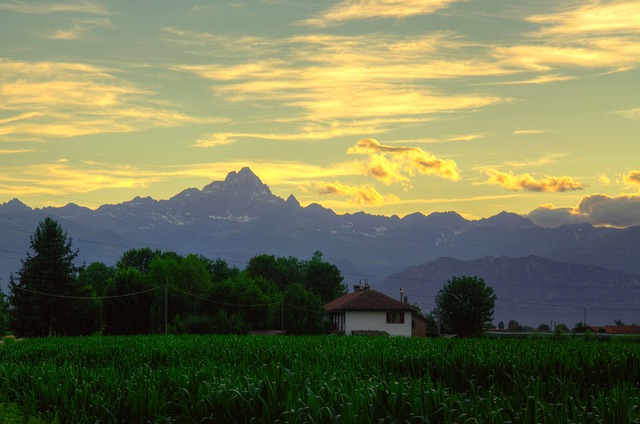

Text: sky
xmin=1 ymin=0 xmax=639 ymax=228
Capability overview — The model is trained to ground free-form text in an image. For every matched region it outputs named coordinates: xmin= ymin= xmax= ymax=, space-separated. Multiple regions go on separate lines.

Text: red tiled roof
xmin=604 ymin=325 xmax=640 ymax=334
xmin=324 ymin=288 xmax=414 ymax=312
xmin=587 ymin=325 xmax=640 ymax=334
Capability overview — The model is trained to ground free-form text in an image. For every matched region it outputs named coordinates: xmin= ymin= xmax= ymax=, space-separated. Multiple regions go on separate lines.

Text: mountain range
xmin=1 ymin=167 xmax=639 ymax=326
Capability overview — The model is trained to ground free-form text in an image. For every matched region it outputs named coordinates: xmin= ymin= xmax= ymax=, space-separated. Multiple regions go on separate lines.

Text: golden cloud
xmin=174 ymin=32 xmax=509 ymax=128
xmin=302 ymin=0 xmax=465 ymax=27
xmin=483 ymin=169 xmax=584 ymax=192
xmin=598 ymin=174 xmax=611 ymax=186
xmin=0 ymin=58 xmax=214 ymax=139
xmin=624 ymin=170 xmax=640 ymax=185
xmin=513 ymin=129 xmax=551 ymax=135
xmin=615 ymin=107 xmax=640 ymax=121
xmin=527 ymin=0 xmax=640 ymax=37
xmin=494 ymin=1 xmax=640 ymax=72
xmin=0 ymin=2 xmax=110 ymax=15
xmin=348 ymin=138 xmax=461 ymax=184
xmin=37 ymin=18 xmax=112 ymax=40
xmin=315 ymin=181 xmax=400 ymax=206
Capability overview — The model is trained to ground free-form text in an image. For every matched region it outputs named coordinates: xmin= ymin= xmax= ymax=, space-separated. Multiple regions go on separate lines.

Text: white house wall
xmin=345 ymin=311 xmax=411 ymax=337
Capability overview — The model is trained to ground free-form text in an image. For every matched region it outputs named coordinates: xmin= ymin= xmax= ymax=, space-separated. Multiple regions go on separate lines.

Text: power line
xmin=11 ymin=285 xmax=164 ymax=300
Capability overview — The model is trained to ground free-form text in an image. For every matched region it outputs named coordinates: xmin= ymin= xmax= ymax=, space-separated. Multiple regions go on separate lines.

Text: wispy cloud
xmin=526 ymin=0 xmax=640 ymax=37
xmin=0 ymin=148 xmax=34 ymax=155
xmin=347 ymin=138 xmax=461 ymax=185
xmin=37 ymin=18 xmax=112 ymax=40
xmin=192 ymin=118 xmax=419 ymax=147
xmin=513 ymin=129 xmax=551 ymax=135
xmin=315 ymin=181 xmax=400 ymax=206
xmin=489 ymin=74 xmax=576 ymax=85
xmin=493 ymin=1 xmax=640 ymax=72
xmin=301 ymin=0 xmax=465 ymax=27
xmin=0 ymin=58 xmax=218 ymax=139
xmin=0 ymin=1 xmax=110 ymax=15
xmin=482 ymin=168 xmax=585 ymax=192
xmin=172 ymin=31 xmax=509 ymax=136
xmin=503 ymin=153 xmax=566 ymax=168
xmin=614 ymin=107 xmax=640 ymax=121
xmin=392 ymin=133 xmax=487 ymax=144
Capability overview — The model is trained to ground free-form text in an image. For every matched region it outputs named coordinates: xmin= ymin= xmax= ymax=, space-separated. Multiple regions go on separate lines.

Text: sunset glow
xmin=1 ymin=0 xmax=638 ymax=227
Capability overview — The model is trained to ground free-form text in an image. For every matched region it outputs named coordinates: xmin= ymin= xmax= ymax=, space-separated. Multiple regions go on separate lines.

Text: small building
xmin=587 ymin=325 xmax=640 ymax=334
xmin=324 ymin=283 xmax=416 ymax=337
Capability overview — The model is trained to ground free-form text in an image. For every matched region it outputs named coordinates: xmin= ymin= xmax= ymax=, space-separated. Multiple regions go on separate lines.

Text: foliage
xmin=0 ymin=292 xmax=9 ymax=336
xmin=435 ymin=275 xmax=496 ymax=337
xmin=103 ymin=267 xmax=155 ymax=335
xmin=0 ymin=402 xmax=53 ymax=424
xmin=77 ymin=262 xmax=114 ymax=297
xmin=303 ymin=251 xmax=346 ymax=304
xmin=8 ymin=218 xmax=100 ymax=337
xmin=574 ymin=322 xmax=587 ymax=332
xmin=98 ymin=249 xmax=343 ymax=336
xmin=245 ymin=252 xmax=346 ymax=304
xmin=1 ymin=336 xmax=640 ymax=423
xmin=282 ymin=283 xmax=323 ymax=334
xmin=423 ymin=312 xmax=437 ymax=334
xmin=537 ymin=323 xmax=551 ymax=332
xmin=508 ymin=319 xmax=523 ymax=331
xmin=7 ymin=226 xmax=345 ymax=336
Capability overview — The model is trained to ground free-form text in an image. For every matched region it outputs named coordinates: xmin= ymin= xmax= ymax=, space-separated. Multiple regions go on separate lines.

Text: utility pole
xmin=165 ymin=277 xmax=168 ymax=335
xmin=584 ymin=307 xmax=587 ymax=327
xmin=281 ymin=294 xmax=284 ymax=333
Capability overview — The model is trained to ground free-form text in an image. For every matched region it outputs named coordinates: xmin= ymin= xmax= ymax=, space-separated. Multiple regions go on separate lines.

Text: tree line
xmin=1 ymin=218 xmax=347 ymax=337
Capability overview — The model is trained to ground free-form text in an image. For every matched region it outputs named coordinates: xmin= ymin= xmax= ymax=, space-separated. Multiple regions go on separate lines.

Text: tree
xmin=103 ymin=267 xmax=154 ymax=335
xmin=537 ymin=323 xmax=551 ymax=332
xmin=0 ymin=291 xmax=9 ymax=336
xmin=283 ymin=283 xmax=324 ymax=334
xmin=574 ymin=322 xmax=587 ymax=333
xmin=508 ymin=320 xmax=523 ymax=331
xmin=8 ymin=217 xmax=100 ymax=337
xmin=303 ymin=251 xmax=346 ymax=304
xmin=435 ymin=275 xmax=496 ymax=338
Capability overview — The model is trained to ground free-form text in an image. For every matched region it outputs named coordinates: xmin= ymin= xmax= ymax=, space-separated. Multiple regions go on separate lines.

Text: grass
xmin=0 ymin=335 xmax=639 ymax=423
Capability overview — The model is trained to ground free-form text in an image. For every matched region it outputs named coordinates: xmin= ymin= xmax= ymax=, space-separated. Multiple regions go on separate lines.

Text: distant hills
xmin=375 ymin=255 xmax=640 ymax=327
xmin=2 ymin=167 xmax=639 ymax=326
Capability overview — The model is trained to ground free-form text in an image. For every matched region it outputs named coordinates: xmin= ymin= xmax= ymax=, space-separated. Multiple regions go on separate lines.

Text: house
xmin=324 ymin=283 xmax=417 ymax=337
xmin=588 ymin=325 xmax=640 ymax=335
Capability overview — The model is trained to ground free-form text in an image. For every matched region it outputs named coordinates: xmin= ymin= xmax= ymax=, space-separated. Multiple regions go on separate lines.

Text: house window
xmin=386 ymin=311 xmax=404 ymax=324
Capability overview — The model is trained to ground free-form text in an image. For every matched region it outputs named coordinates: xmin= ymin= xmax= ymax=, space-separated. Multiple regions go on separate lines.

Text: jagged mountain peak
xmin=285 ymin=194 xmax=301 ymax=208
xmin=203 ymin=167 xmax=270 ymax=194
xmin=226 ymin=167 xmax=261 ymax=183
xmin=479 ymin=210 xmax=536 ymax=228
xmin=424 ymin=211 xmax=469 ymax=227
xmin=42 ymin=202 xmax=91 ymax=218
xmin=0 ymin=198 xmax=31 ymax=214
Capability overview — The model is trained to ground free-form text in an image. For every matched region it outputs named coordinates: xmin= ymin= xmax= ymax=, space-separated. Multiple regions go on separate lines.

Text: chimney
xmin=400 ymin=288 xmax=404 ymax=302
xmin=354 ymin=280 xmax=363 ymax=292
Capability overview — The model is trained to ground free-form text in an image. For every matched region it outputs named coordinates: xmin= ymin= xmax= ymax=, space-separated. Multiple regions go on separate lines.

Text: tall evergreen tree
xmin=0 ymin=291 xmax=9 ymax=336
xmin=8 ymin=217 xmax=100 ymax=337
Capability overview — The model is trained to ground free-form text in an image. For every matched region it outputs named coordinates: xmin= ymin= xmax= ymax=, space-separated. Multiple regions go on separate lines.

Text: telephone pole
xmin=165 ymin=278 xmax=169 ymax=335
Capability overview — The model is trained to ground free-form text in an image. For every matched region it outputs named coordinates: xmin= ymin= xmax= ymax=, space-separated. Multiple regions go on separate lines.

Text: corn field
xmin=1 ymin=335 xmax=639 ymax=423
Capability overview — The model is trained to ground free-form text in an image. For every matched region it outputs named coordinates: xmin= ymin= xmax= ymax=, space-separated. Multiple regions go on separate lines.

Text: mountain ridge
xmin=376 ymin=255 xmax=640 ymax=327
xmin=2 ymin=167 xmax=639 ymax=326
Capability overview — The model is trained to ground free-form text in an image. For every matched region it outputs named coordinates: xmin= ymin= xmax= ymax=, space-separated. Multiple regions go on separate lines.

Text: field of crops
xmin=1 ymin=335 xmax=639 ymax=423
